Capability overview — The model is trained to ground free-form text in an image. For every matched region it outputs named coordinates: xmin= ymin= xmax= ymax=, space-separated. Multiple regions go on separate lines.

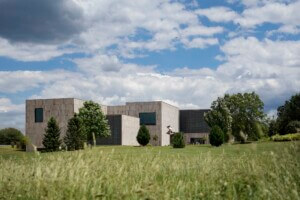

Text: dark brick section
xmin=96 ymin=115 xmax=122 ymax=145
xmin=179 ymin=110 xmax=210 ymax=133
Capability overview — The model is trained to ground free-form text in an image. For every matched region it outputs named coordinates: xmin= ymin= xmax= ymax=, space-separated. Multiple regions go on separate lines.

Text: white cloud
xmin=0 ymin=0 xmax=222 ymax=61
xmin=0 ymin=98 xmax=24 ymax=132
xmin=0 ymin=38 xmax=77 ymax=62
xmin=236 ymin=1 xmax=300 ymax=28
xmin=196 ymin=7 xmax=239 ymax=22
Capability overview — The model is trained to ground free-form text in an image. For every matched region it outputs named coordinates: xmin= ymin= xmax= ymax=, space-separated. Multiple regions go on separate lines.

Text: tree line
xmin=205 ymin=92 xmax=300 ymax=146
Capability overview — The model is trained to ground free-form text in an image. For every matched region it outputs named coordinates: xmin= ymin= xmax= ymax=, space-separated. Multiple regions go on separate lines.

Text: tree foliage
xmin=0 ymin=128 xmax=27 ymax=150
xmin=64 ymin=114 xmax=85 ymax=150
xmin=206 ymin=92 xmax=265 ymax=143
xmin=42 ymin=117 xmax=61 ymax=152
xmin=285 ymin=121 xmax=300 ymax=134
xmin=224 ymin=93 xmax=265 ymax=142
xmin=276 ymin=93 xmax=300 ymax=134
xmin=205 ymin=97 xmax=232 ymax=142
xmin=136 ymin=125 xmax=150 ymax=146
xmin=78 ymin=101 xmax=110 ymax=145
xmin=0 ymin=128 xmax=24 ymax=145
xmin=209 ymin=125 xmax=224 ymax=147
xmin=171 ymin=132 xmax=185 ymax=148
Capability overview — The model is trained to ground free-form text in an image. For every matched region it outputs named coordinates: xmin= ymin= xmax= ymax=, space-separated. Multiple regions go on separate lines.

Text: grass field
xmin=0 ymin=142 xmax=299 ymax=200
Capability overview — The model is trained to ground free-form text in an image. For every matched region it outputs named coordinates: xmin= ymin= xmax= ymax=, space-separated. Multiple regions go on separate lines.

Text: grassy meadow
xmin=0 ymin=142 xmax=299 ymax=200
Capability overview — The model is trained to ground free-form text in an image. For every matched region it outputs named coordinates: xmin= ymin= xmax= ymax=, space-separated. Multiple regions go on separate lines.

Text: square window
xmin=35 ymin=108 xmax=43 ymax=123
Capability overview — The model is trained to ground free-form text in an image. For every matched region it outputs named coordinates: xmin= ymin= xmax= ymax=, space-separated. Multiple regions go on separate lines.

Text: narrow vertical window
xmin=35 ymin=108 xmax=43 ymax=123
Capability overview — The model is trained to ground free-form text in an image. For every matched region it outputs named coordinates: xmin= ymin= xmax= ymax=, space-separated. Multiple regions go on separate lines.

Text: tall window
xmin=139 ymin=112 xmax=156 ymax=125
xmin=35 ymin=108 xmax=43 ymax=123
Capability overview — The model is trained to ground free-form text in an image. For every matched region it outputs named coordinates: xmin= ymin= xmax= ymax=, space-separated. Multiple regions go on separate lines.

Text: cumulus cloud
xmin=0 ymin=0 xmax=222 ymax=61
xmin=196 ymin=7 xmax=239 ymax=23
xmin=0 ymin=0 xmax=84 ymax=44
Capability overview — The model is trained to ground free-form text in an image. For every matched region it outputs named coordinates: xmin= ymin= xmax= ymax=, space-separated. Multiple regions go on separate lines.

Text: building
xmin=25 ymin=98 xmax=209 ymax=151
xmin=179 ymin=109 xmax=210 ymax=144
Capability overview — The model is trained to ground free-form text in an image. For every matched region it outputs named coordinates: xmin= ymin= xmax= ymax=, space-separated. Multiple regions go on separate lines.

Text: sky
xmin=0 ymin=0 xmax=300 ymax=132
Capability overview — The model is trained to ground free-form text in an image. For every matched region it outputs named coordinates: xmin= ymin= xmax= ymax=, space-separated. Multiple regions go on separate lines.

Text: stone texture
xmin=121 ymin=115 xmax=140 ymax=146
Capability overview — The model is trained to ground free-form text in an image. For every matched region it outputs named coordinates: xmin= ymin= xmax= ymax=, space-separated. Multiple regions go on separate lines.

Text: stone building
xmin=107 ymin=101 xmax=179 ymax=146
xmin=25 ymin=98 xmax=209 ymax=151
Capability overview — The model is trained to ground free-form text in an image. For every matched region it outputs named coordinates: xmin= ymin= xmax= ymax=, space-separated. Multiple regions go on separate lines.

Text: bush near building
xmin=171 ymin=132 xmax=185 ymax=148
xmin=136 ymin=125 xmax=150 ymax=146
xmin=209 ymin=125 xmax=224 ymax=147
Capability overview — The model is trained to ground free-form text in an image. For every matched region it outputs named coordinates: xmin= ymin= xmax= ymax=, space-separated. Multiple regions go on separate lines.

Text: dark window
xmin=139 ymin=112 xmax=156 ymax=125
xmin=35 ymin=108 xmax=43 ymax=123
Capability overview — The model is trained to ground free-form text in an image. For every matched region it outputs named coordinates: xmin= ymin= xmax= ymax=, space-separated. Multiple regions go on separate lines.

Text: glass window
xmin=35 ymin=108 xmax=43 ymax=123
xmin=139 ymin=112 xmax=156 ymax=125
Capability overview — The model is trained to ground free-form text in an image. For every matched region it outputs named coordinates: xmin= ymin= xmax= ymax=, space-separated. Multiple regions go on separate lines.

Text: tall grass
xmin=0 ymin=142 xmax=299 ymax=200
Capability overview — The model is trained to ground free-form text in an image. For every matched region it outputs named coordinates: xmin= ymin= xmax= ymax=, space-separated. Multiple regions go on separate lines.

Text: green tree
xmin=64 ymin=114 xmax=85 ymax=150
xmin=205 ymin=97 xmax=232 ymax=142
xmin=136 ymin=125 xmax=150 ymax=146
xmin=268 ymin=118 xmax=278 ymax=137
xmin=224 ymin=92 xmax=265 ymax=142
xmin=285 ymin=121 xmax=300 ymax=133
xmin=0 ymin=128 xmax=24 ymax=145
xmin=171 ymin=132 xmax=185 ymax=148
xmin=276 ymin=93 xmax=300 ymax=134
xmin=209 ymin=125 xmax=224 ymax=147
xmin=42 ymin=117 xmax=61 ymax=152
xmin=206 ymin=92 xmax=265 ymax=143
xmin=78 ymin=101 xmax=110 ymax=146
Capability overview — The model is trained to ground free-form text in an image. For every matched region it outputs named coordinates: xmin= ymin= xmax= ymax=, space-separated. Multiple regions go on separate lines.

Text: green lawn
xmin=0 ymin=142 xmax=299 ymax=200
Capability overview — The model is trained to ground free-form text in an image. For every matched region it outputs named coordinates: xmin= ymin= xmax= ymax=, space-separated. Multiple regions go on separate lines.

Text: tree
xmin=224 ymin=92 xmax=265 ymax=142
xmin=0 ymin=128 xmax=24 ymax=145
xmin=171 ymin=132 xmax=185 ymax=148
xmin=78 ymin=101 xmax=110 ymax=146
xmin=64 ymin=114 xmax=85 ymax=150
xmin=206 ymin=92 xmax=266 ymax=143
xmin=205 ymin=97 xmax=232 ymax=142
xmin=285 ymin=121 xmax=300 ymax=133
xmin=209 ymin=125 xmax=224 ymax=147
xmin=136 ymin=125 xmax=150 ymax=146
xmin=42 ymin=117 xmax=61 ymax=152
xmin=276 ymin=93 xmax=300 ymax=134
xmin=268 ymin=118 xmax=278 ymax=137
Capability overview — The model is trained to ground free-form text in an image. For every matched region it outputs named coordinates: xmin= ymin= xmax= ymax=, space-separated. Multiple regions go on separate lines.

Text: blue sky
xmin=0 ymin=0 xmax=300 ymax=131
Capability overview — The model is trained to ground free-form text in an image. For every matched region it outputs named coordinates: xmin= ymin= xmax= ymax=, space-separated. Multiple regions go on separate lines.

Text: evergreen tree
xmin=209 ymin=125 xmax=224 ymax=147
xmin=136 ymin=125 xmax=150 ymax=146
xmin=42 ymin=117 xmax=61 ymax=151
xmin=64 ymin=114 xmax=85 ymax=150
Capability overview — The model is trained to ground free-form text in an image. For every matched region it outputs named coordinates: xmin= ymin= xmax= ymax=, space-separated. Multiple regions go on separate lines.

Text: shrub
xmin=271 ymin=133 xmax=300 ymax=142
xmin=64 ymin=114 xmax=85 ymax=151
xmin=136 ymin=125 xmax=150 ymax=146
xmin=209 ymin=126 xmax=224 ymax=147
xmin=285 ymin=121 xmax=300 ymax=133
xmin=42 ymin=117 xmax=61 ymax=152
xmin=171 ymin=132 xmax=185 ymax=148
